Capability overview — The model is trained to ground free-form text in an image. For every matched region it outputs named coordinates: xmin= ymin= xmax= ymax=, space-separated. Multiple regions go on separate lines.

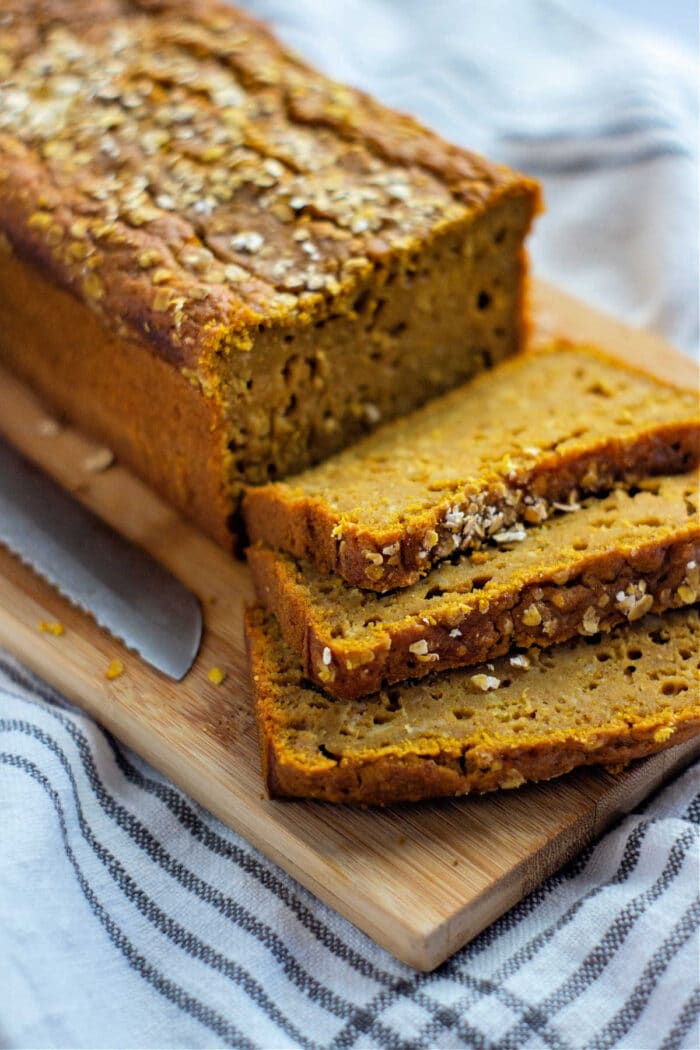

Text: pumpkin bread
xmin=248 ymin=473 xmax=700 ymax=698
xmin=243 ymin=343 xmax=700 ymax=587
xmin=0 ymin=0 xmax=539 ymax=548
xmin=245 ymin=606 xmax=700 ymax=805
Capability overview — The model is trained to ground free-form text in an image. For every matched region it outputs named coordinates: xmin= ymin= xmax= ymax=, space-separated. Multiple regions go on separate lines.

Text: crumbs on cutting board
xmin=39 ymin=620 xmax=64 ymax=636
xmin=82 ymin=447 xmax=114 ymax=473
xmin=105 ymin=658 xmax=124 ymax=680
xmin=208 ymin=666 xmax=226 ymax=685
xmin=36 ymin=417 xmax=61 ymax=437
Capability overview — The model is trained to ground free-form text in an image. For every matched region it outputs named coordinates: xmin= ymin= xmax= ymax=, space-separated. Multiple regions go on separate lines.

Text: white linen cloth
xmin=0 ymin=2 xmax=698 ymax=1047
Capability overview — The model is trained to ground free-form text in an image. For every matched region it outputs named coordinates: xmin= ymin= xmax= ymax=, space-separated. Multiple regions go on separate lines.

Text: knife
xmin=0 ymin=436 xmax=202 ymax=680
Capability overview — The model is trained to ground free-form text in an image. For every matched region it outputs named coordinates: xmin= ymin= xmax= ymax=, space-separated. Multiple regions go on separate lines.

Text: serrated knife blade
xmin=0 ymin=436 xmax=202 ymax=679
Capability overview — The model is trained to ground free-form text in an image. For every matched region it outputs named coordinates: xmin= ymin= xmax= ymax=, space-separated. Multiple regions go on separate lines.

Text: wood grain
xmin=0 ymin=281 xmax=697 ymax=971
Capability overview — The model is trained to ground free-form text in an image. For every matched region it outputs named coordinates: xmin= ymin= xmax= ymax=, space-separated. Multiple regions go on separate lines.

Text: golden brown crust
xmin=243 ymin=344 xmax=700 ymax=589
xmin=244 ymin=606 xmax=700 ymax=806
xmin=0 ymin=0 xmax=540 ymax=364
xmin=262 ymin=723 xmax=700 ymax=806
xmin=247 ymin=476 xmax=700 ymax=697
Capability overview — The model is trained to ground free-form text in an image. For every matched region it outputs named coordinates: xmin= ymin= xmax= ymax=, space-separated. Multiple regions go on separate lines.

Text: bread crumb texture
xmin=39 ymin=620 xmax=65 ymax=636
xmin=245 ymin=606 xmax=700 ymax=805
xmin=105 ymin=658 xmax=124 ymax=680
xmin=248 ymin=473 xmax=700 ymax=697
xmin=243 ymin=343 xmax=700 ymax=589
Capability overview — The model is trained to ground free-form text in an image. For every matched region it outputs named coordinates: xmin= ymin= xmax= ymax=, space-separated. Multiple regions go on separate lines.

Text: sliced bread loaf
xmin=245 ymin=606 xmax=700 ymax=805
xmin=243 ymin=343 xmax=699 ymax=590
xmin=248 ymin=474 xmax=700 ymax=698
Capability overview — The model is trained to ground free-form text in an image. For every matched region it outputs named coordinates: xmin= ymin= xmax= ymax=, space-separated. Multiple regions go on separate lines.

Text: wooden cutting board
xmin=0 ymin=281 xmax=697 ymax=971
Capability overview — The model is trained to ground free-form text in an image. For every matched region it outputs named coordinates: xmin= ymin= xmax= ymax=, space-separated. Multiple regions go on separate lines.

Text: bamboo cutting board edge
xmin=436 ymin=739 xmax=700 ymax=969
xmin=0 ymin=280 xmax=698 ymax=971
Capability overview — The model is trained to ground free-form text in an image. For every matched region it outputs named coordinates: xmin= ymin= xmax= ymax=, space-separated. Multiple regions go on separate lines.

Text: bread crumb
xmin=208 ymin=666 xmax=226 ymax=685
xmin=604 ymin=763 xmax=628 ymax=775
xmin=510 ymin=654 xmax=530 ymax=669
xmin=39 ymin=620 xmax=64 ymax=636
xmin=105 ymin=658 xmax=124 ymax=680
xmin=37 ymin=417 xmax=61 ymax=437
xmin=83 ymin=447 xmax=114 ymax=472
xmin=322 ymin=646 xmax=332 ymax=666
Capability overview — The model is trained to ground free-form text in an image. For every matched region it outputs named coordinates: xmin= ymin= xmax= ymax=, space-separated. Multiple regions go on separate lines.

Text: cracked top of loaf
xmin=0 ymin=0 xmax=540 ymax=367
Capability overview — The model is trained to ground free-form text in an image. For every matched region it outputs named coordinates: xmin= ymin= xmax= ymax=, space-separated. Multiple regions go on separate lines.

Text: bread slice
xmin=245 ymin=606 xmax=700 ymax=805
xmin=248 ymin=474 xmax=700 ymax=698
xmin=243 ymin=343 xmax=700 ymax=589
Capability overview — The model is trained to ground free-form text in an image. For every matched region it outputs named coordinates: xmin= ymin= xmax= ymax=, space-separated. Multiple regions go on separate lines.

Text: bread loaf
xmin=0 ymin=0 xmax=539 ymax=547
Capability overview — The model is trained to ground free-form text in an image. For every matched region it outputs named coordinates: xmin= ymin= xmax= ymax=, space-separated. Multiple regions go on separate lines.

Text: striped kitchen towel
xmin=0 ymin=1 xmax=698 ymax=1047
xmin=1 ymin=652 xmax=698 ymax=1048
